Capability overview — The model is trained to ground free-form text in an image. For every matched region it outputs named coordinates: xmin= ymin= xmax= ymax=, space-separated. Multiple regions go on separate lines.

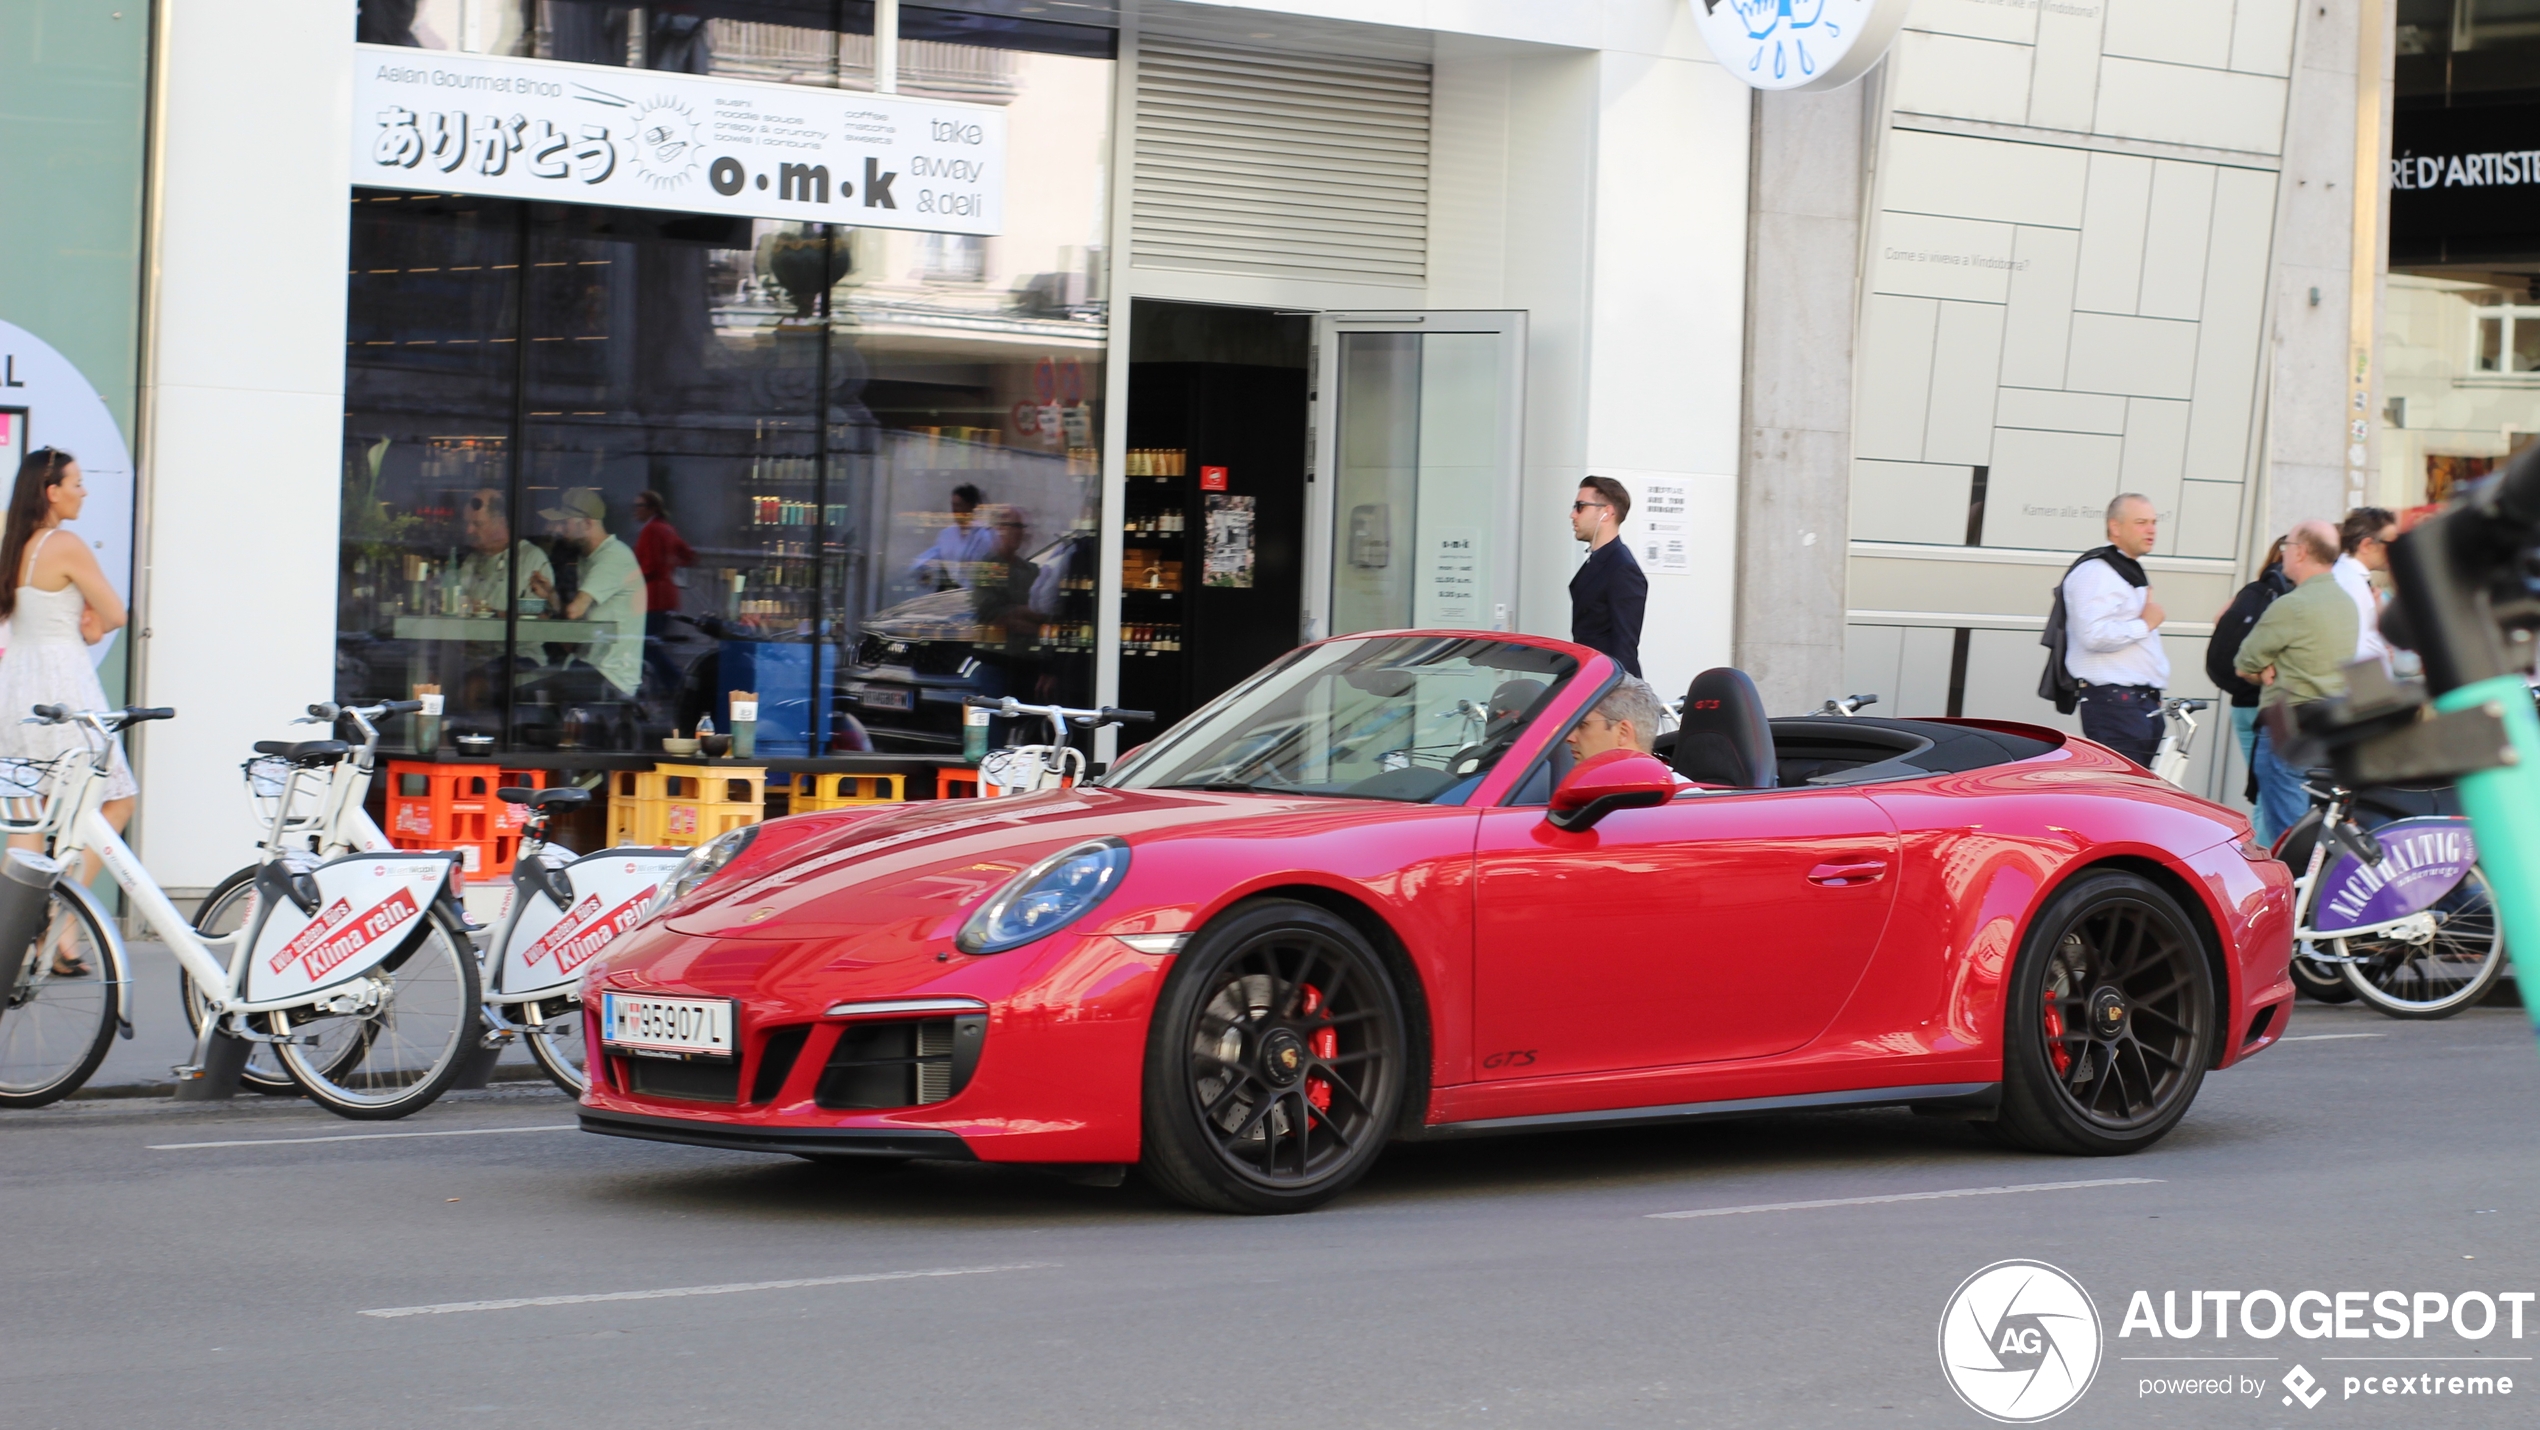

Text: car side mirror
xmin=1545 ymin=751 xmax=1676 ymax=832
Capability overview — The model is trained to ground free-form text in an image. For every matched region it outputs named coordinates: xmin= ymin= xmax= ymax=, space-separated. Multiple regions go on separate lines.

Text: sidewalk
xmin=86 ymin=941 xmax=538 ymax=1098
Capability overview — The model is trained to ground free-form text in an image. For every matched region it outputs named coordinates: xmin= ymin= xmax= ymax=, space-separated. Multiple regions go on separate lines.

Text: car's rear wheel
xmin=1990 ymin=869 xmax=2216 ymax=1155
xmin=1139 ymin=900 xmax=1406 ymax=1215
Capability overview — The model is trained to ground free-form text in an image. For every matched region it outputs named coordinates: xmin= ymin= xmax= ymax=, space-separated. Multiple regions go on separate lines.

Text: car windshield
xmin=1103 ymin=635 xmax=1580 ymax=804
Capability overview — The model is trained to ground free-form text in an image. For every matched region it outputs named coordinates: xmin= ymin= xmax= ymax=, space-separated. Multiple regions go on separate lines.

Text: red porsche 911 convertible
xmin=578 ymin=631 xmax=2295 ymax=1213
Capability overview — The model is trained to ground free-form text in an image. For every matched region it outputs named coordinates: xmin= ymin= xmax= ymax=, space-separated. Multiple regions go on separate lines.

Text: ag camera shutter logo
xmin=1939 ymin=1260 xmax=2104 ymax=1422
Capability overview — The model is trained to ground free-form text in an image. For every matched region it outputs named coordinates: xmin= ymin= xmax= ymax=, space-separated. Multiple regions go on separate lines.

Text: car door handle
xmin=1806 ymin=860 xmax=1888 ymax=887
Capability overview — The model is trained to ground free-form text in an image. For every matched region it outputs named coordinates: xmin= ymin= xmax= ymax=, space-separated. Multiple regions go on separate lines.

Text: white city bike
xmin=476 ymin=783 xmax=680 ymax=1095
xmin=186 ymin=701 xmax=678 ymax=1097
xmin=0 ymin=704 xmax=479 ymax=1115
xmin=967 ymin=696 xmax=1154 ymax=794
xmin=2150 ymin=696 xmax=2211 ymax=789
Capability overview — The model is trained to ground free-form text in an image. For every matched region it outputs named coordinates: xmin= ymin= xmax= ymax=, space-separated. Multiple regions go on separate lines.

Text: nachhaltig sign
xmin=350 ymin=44 xmax=1006 ymax=233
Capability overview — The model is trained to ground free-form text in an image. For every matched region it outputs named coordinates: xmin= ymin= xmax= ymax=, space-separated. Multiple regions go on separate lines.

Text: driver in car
xmin=1564 ymin=676 xmax=1666 ymax=768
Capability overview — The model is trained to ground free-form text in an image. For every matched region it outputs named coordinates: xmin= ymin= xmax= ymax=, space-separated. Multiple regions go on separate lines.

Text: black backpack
xmin=2036 ymin=547 xmax=2139 ymax=715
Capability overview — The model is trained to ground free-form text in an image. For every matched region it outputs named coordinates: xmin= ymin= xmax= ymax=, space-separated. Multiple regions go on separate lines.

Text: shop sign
xmin=2390 ymin=103 xmax=2540 ymax=263
xmin=1689 ymin=0 xmax=1919 ymax=92
xmin=351 ymin=44 xmax=1005 ymax=234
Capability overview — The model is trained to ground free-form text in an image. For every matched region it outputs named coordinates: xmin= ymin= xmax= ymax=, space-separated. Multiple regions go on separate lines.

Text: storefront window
xmin=342 ymin=1 xmax=1112 ymax=754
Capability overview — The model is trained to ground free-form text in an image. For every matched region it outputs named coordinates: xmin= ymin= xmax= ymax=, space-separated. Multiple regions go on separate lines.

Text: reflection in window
xmin=341 ymin=4 xmax=1115 ymax=756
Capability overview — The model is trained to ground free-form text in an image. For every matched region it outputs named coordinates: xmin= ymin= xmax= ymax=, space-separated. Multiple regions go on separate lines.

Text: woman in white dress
xmin=0 ymin=449 xmax=132 ymax=974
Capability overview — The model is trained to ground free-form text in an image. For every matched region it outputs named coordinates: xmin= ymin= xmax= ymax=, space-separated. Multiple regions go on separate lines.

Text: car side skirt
xmin=580 ymin=1108 xmax=978 ymax=1161
xmin=1414 ymin=1082 xmax=1999 ymax=1139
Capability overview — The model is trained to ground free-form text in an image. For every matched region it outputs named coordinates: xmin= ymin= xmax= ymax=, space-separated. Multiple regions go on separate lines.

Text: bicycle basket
xmin=242 ymin=755 xmax=328 ymax=833
xmin=0 ymin=757 xmax=49 ymax=830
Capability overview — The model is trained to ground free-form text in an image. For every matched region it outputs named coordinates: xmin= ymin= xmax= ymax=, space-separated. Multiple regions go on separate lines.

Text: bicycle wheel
xmin=2338 ymin=863 xmax=2507 ymax=1019
xmin=2289 ymin=948 xmax=2360 ymax=1003
xmin=277 ymin=904 xmax=481 ymax=1119
xmin=180 ymin=866 xmax=301 ymax=1095
xmin=521 ymin=997 xmax=589 ymax=1096
xmin=0 ymin=886 xmax=123 ymax=1108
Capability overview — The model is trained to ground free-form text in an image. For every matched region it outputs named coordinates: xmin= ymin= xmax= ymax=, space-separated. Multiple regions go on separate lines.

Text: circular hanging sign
xmin=1690 ymin=0 xmax=1919 ymax=92
xmin=0 ymin=320 xmax=133 ymax=669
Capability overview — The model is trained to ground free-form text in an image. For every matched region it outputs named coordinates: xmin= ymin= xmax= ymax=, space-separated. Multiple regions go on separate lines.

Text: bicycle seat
xmin=498 ymin=786 xmax=590 ymax=809
xmin=252 ymin=739 xmax=349 ymax=765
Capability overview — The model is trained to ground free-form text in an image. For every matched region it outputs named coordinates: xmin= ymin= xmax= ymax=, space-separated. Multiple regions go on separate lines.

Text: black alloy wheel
xmin=1990 ymin=869 xmax=2216 ymax=1155
xmin=1139 ymin=899 xmax=1407 ymax=1214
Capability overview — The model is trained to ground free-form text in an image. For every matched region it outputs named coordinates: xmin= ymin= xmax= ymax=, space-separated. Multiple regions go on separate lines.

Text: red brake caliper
xmin=2044 ymin=991 xmax=2071 ymax=1076
xmin=1301 ymin=985 xmax=1333 ymax=1114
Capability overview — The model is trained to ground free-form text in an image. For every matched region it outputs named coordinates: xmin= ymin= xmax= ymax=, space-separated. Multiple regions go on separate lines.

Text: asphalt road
xmin=5 ymin=999 xmax=2538 ymax=1430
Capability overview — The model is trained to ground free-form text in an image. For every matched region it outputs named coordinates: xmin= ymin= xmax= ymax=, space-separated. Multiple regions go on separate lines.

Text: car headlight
xmin=649 ymin=824 xmax=761 ymax=918
xmin=956 ymin=837 xmax=1129 ymax=955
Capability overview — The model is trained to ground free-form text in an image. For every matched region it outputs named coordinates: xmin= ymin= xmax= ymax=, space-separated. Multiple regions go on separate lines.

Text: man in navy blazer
xmin=1568 ymin=475 xmax=1646 ymax=676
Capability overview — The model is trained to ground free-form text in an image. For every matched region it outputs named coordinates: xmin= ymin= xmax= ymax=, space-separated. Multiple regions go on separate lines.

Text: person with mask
xmin=540 ymin=488 xmax=645 ymax=700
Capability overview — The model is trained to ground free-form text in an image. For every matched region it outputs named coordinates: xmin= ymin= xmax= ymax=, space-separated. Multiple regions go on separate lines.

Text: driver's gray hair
xmin=2106 ymin=492 xmax=2154 ymax=523
xmin=1591 ymin=676 xmax=1666 ymax=749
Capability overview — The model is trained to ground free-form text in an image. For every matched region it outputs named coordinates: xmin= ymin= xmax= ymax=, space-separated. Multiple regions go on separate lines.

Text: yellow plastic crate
xmin=787 ymin=771 xmax=906 ymax=812
xmin=611 ymin=764 xmax=765 ymax=848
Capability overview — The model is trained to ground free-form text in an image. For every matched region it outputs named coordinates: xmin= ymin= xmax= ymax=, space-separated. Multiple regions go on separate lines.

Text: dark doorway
xmin=1121 ymin=301 xmax=1310 ymax=731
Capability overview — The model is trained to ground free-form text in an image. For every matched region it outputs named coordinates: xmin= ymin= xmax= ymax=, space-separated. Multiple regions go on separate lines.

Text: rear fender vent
xmin=2243 ymin=1003 xmax=2279 ymax=1048
xmin=813 ymin=1014 xmax=985 ymax=1110
xmin=751 ymin=1025 xmax=812 ymax=1104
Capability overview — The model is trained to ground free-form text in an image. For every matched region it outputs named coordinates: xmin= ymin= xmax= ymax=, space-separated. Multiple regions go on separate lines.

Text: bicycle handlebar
xmin=26 ymin=704 xmax=172 ymax=728
xmin=961 ymin=695 xmax=1154 ymax=726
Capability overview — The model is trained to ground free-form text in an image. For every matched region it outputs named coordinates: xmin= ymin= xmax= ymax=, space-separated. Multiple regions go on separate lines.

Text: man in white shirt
xmin=2333 ymin=506 xmax=2397 ymax=669
xmin=2061 ymin=492 xmax=2168 ymax=767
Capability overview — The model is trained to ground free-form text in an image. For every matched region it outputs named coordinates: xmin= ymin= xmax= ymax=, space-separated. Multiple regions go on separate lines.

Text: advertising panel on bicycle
xmin=241 ymin=852 xmax=457 ymax=1002
xmin=2313 ymin=817 xmax=2479 ymax=935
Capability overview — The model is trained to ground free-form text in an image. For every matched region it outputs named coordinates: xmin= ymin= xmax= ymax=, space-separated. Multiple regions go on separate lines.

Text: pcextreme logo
xmin=1939 ymin=1260 xmax=2103 ymax=1422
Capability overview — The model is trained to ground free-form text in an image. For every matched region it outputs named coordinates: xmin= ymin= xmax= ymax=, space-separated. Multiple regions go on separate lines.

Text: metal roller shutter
xmin=1132 ymin=37 xmax=1431 ymax=286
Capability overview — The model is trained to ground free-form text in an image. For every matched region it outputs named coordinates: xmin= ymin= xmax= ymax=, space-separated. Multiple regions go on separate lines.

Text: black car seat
xmin=1670 ymin=667 xmax=1777 ymax=788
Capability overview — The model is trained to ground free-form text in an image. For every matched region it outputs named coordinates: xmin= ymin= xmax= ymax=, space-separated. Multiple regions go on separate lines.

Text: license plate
xmin=601 ymin=993 xmax=735 ymax=1060
xmin=857 ymin=685 xmax=913 ymax=711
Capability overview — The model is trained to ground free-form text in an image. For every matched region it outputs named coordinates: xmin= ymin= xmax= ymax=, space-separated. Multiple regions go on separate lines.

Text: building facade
xmin=1831 ymin=0 xmax=2390 ymax=804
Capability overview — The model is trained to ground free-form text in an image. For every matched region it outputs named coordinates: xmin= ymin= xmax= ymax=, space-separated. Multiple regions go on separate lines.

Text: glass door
xmin=1305 ymin=312 xmax=1525 ymax=642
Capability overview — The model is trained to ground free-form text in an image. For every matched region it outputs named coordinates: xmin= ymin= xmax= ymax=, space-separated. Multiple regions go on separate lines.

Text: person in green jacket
xmin=2235 ymin=520 xmax=2358 ymax=843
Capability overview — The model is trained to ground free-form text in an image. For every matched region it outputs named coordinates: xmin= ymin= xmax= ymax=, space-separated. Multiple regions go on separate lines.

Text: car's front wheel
xmin=1990 ymin=869 xmax=2217 ymax=1155
xmin=1139 ymin=899 xmax=1407 ymax=1214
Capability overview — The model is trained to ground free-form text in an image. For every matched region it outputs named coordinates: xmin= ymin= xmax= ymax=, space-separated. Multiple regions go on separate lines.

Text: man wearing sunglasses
xmin=1568 ymin=476 xmax=1645 ymax=676
xmin=457 ymin=487 xmax=554 ymax=616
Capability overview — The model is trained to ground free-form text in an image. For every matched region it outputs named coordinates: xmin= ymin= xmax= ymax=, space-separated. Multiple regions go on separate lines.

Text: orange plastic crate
xmin=385 ymin=762 xmax=544 ymax=875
